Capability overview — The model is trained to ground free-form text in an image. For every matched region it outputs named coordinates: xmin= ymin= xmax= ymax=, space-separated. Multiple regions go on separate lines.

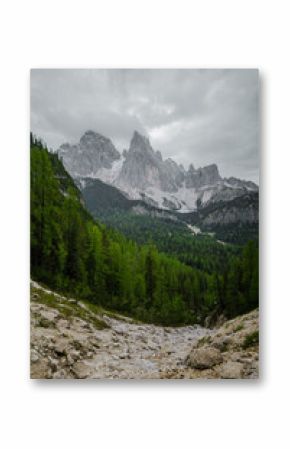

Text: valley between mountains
xmin=30 ymin=131 xmax=259 ymax=379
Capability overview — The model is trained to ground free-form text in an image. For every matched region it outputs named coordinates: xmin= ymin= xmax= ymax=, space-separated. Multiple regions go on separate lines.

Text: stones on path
xmin=187 ymin=347 xmax=223 ymax=369
xmin=31 ymin=293 xmax=211 ymax=379
xmin=30 ymin=282 xmax=258 ymax=379
xmin=72 ymin=361 xmax=93 ymax=379
xmin=219 ymin=361 xmax=244 ymax=379
xmin=30 ymin=349 xmax=39 ymax=363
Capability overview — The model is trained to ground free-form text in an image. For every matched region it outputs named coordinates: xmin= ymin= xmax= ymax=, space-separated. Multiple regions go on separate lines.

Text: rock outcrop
xmin=58 ymin=130 xmax=121 ymax=178
xmin=117 ymin=131 xmax=184 ymax=193
xmin=185 ymin=163 xmax=221 ymax=188
xmin=183 ymin=309 xmax=259 ymax=379
xmin=187 ymin=347 xmax=223 ymax=369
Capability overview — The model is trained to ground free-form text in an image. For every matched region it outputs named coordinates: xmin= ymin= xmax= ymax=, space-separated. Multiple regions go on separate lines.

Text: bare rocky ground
xmin=30 ymin=281 xmax=259 ymax=379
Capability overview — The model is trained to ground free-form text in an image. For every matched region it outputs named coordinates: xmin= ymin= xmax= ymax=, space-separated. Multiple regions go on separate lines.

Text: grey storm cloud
xmin=31 ymin=68 xmax=259 ymax=183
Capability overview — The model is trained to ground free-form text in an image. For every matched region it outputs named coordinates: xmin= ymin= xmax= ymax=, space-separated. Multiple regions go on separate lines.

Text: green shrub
xmin=242 ymin=330 xmax=259 ymax=349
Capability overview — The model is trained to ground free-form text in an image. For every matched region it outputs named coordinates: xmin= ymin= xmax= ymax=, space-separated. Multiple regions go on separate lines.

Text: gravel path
xmin=30 ymin=281 xmax=211 ymax=379
xmin=30 ymin=281 xmax=258 ymax=379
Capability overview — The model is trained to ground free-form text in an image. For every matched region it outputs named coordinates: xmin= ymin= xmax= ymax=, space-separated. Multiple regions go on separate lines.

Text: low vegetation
xmin=242 ymin=330 xmax=259 ymax=349
xmin=31 ymin=287 xmax=109 ymax=330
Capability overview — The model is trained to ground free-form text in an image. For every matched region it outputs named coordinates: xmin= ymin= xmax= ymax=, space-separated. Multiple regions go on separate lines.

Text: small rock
xmin=53 ymin=369 xmax=67 ymax=379
xmin=70 ymin=350 xmax=81 ymax=361
xmin=72 ymin=361 xmax=92 ymax=379
xmin=31 ymin=349 xmax=39 ymax=363
xmin=219 ymin=361 xmax=244 ymax=379
xmin=66 ymin=354 xmax=74 ymax=366
xmin=48 ymin=356 xmax=59 ymax=372
xmin=54 ymin=339 xmax=69 ymax=355
xmin=30 ymin=359 xmax=51 ymax=379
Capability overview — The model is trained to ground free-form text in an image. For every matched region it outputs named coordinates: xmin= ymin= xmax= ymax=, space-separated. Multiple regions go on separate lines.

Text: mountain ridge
xmin=58 ymin=130 xmax=258 ymax=212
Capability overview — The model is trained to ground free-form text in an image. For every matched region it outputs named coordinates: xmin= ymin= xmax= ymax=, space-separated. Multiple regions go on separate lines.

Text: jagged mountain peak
xmin=156 ymin=150 xmax=163 ymax=161
xmin=116 ymin=131 xmax=184 ymax=193
xmin=82 ymin=129 xmax=102 ymax=138
xmin=132 ymin=129 xmax=148 ymax=141
xmin=204 ymin=162 xmax=218 ymax=170
xmin=129 ymin=130 xmax=154 ymax=155
xmin=200 ymin=163 xmax=221 ymax=178
xmin=80 ymin=129 xmax=111 ymax=144
xmin=79 ymin=129 xmax=119 ymax=153
xmin=58 ymin=130 xmax=120 ymax=177
xmin=165 ymin=157 xmax=179 ymax=168
xmin=185 ymin=163 xmax=221 ymax=189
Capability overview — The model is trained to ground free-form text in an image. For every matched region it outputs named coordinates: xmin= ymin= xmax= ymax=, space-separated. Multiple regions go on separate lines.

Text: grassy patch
xmin=38 ymin=316 xmax=56 ymax=329
xmin=234 ymin=324 xmax=244 ymax=332
xmin=197 ymin=335 xmax=212 ymax=347
xmin=242 ymin=330 xmax=259 ymax=349
xmin=82 ymin=300 xmax=141 ymax=323
xmin=31 ymin=287 xmax=109 ymax=330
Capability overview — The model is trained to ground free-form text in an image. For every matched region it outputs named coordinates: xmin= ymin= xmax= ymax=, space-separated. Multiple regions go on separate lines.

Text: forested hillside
xmin=31 ymin=135 xmax=259 ymax=325
xmin=183 ymin=192 xmax=259 ymax=245
xmin=91 ymin=208 xmax=241 ymax=274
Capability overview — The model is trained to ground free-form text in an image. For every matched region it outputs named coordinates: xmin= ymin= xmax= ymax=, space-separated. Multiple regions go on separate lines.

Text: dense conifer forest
xmin=30 ymin=135 xmax=259 ymax=325
xmin=91 ymin=209 xmax=242 ymax=274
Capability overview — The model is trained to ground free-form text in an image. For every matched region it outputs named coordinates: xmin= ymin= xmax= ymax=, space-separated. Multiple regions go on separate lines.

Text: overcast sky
xmin=31 ymin=69 xmax=259 ymax=183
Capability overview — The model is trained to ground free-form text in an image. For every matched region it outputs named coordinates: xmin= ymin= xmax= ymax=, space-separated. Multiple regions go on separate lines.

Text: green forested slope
xmin=92 ymin=209 xmax=241 ymax=274
xmin=30 ymin=135 xmax=259 ymax=325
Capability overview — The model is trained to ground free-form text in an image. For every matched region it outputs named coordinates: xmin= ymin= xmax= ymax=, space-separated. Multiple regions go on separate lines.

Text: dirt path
xmin=30 ymin=281 xmax=211 ymax=379
xmin=86 ymin=314 xmax=211 ymax=379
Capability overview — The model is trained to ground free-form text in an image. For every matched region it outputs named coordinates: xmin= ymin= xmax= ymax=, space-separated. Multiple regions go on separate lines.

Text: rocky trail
xmin=31 ymin=281 xmax=259 ymax=379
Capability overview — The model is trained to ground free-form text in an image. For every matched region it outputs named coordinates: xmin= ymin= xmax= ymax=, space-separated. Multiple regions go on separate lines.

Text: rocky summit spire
xmin=58 ymin=130 xmax=120 ymax=177
xmin=115 ymin=130 xmax=184 ymax=192
xmin=129 ymin=131 xmax=153 ymax=155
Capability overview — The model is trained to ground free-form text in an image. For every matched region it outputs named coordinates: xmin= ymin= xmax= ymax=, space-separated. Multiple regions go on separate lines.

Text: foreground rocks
xmin=183 ymin=309 xmax=259 ymax=379
xmin=30 ymin=281 xmax=259 ymax=379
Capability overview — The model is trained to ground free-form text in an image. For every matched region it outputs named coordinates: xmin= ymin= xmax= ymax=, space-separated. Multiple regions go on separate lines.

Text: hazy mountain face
xmin=58 ymin=130 xmax=120 ymax=177
xmin=185 ymin=164 xmax=221 ymax=189
xmin=117 ymin=131 xmax=184 ymax=193
xmin=57 ymin=130 xmax=258 ymax=211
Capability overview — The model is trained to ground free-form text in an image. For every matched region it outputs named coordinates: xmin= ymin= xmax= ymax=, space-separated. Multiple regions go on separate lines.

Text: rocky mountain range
xmin=58 ymin=130 xmax=258 ymax=212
